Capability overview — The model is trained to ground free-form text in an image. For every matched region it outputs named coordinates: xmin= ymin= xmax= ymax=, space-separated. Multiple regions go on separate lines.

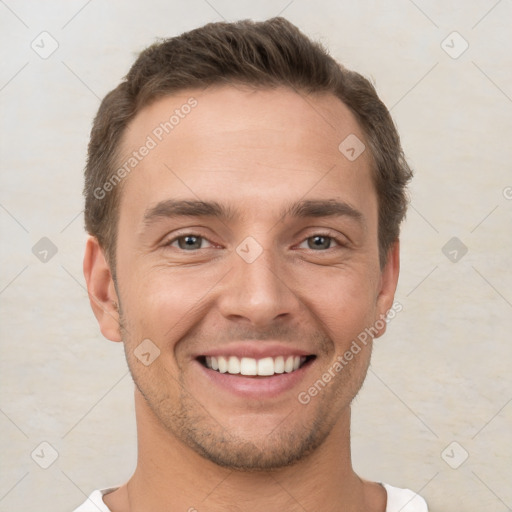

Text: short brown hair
xmin=84 ymin=17 xmax=412 ymax=275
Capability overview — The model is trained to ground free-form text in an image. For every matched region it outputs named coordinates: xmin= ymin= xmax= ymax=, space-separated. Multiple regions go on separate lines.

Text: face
xmin=86 ymin=85 xmax=399 ymax=471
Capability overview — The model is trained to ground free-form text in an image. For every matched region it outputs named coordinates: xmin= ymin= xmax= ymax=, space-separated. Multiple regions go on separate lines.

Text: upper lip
xmin=194 ymin=342 xmax=315 ymax=359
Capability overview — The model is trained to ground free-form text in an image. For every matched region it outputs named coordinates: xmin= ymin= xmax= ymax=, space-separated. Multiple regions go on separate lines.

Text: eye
xmin=164 ymin=232 xmax=345 ymax=252
xmin=298 ymin=234 xmax=342 ymax=251
xmin=166 ymin=234 xmax=214 ymax=251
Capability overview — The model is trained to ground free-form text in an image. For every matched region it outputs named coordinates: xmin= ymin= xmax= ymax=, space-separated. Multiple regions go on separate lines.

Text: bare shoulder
xmin=102 ymin=484 xmax=129 ymax=512
xmin=362 ymin=479 xmax=387 ymax=512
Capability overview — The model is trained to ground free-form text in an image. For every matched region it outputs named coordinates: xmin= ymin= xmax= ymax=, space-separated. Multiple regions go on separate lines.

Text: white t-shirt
xmin=72 ymin=483 xmax=428 ymax=511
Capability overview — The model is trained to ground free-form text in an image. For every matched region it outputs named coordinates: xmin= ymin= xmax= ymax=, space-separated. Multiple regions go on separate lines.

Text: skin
xmin=83 ymin=85 xmax=400 ymax=512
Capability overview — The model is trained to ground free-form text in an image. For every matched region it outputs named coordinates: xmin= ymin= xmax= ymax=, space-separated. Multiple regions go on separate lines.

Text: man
xmin=75 ymin=17 xmax=428 ymax=512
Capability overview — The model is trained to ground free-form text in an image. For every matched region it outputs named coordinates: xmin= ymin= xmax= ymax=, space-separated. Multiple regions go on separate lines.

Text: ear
xmin=83 ymin=236 xmax=122 ymax=342
xmin=373 ymin=240 xmax=400 ymax=339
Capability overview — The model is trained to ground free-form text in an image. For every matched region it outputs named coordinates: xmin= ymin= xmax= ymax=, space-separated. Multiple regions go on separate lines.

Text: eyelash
xmin=163 ymin=232 xmax=347 ymax=252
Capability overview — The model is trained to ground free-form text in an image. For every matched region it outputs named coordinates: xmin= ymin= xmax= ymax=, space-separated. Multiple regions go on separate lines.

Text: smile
xmin=201 ymin=355 xmax=314 ymax=377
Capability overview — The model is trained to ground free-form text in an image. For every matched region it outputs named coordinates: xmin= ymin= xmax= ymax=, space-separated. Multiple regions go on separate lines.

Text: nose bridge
xmin=217 ymin=235 xmax=298 ymax=325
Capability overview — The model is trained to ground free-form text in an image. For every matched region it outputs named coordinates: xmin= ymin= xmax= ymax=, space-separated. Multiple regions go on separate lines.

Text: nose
xmin=216 ymin=241 xmax=300 ymax=328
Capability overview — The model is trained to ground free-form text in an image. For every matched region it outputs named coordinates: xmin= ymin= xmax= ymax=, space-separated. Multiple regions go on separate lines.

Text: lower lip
xmin=195 ymin=360 xmax=314 ymax=399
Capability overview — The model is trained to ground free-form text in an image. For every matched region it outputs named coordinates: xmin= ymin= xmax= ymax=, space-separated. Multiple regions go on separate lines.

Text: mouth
xmin=197 ymin=354 xmax=316 ymax=377
xmin=193 ymin=343 xmax=318 ymax=399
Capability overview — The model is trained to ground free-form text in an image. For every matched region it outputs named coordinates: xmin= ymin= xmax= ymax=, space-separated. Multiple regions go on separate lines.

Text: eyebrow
xmin=142 ymin=198 xmax=364 ymax=227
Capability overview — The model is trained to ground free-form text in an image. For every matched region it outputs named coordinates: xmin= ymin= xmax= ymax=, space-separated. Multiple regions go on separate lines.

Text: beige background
xmin=1 ymin=1 xmax=511 ymax=511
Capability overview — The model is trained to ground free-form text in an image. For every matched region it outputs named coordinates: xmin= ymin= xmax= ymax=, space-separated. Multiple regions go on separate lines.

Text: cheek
xmin=119 ymin=266 xmax=218 ymax=343
xmin=292 ymin=264 xmax=378 ymax=329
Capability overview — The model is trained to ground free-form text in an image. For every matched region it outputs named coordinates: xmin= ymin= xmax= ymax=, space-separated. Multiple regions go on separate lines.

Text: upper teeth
xmin=205 ymin=355 xmax=306 ymax=376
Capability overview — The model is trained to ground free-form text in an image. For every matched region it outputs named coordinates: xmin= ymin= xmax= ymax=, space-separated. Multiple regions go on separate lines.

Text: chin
xmin=177 ymin=415 xmax=331 ymax=472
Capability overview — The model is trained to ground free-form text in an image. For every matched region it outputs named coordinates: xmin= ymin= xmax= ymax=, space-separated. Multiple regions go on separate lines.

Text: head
xmin=83 ymin=18 xmax=412 ymax=471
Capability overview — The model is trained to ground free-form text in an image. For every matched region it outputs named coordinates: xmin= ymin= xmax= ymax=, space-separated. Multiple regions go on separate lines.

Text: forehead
xmin=117 ymin=85 xmax=375 ymax=223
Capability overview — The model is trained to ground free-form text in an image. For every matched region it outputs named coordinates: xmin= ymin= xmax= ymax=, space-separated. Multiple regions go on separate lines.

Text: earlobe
xmin=83 ymin=236 xmax=122 ymax=342
xmin=374 ymin=240 xmax=401 ymax=339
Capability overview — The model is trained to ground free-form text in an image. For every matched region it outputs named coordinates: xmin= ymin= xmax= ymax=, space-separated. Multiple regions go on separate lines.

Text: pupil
xmin=180 ymin=236 xmax=200 ymax=250
xmin=310 ymin=236 xmax=330 ymax=250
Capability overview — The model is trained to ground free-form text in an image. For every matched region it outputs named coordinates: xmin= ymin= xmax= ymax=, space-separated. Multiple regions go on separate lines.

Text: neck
xmin=106 ymin=388 xmax=379 ymax=512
